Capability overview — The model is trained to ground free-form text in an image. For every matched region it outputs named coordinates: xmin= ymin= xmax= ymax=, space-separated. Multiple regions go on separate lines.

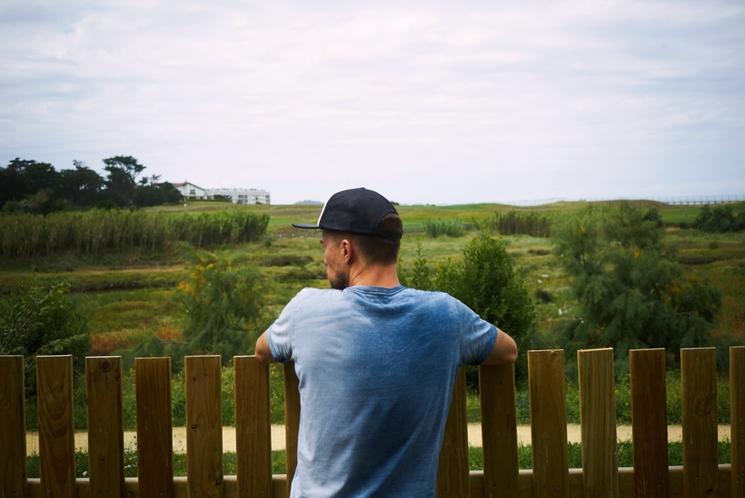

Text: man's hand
xmin=254 ymin=330 xmax=277 ymax=364
xmin=481 ymin=328 xmax=518 ymax=365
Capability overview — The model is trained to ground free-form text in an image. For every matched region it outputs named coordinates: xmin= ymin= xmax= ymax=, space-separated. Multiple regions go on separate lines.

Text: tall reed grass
xmin=0 ymin=210 xmax=269 ymax=258
xmin=423 ymin=219 xmax=466 ymax=238
xmin=492 ymin=210 xmax=552 ymax=237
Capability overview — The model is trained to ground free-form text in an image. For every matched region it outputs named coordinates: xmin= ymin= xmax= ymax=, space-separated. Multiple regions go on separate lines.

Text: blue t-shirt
xmin=268 ymin=285 xmax=497 ymax=498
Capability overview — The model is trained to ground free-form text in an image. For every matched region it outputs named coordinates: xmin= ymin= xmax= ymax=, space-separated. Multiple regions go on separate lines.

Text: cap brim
xmin=291 ymin=223 xmax=321 ymax=229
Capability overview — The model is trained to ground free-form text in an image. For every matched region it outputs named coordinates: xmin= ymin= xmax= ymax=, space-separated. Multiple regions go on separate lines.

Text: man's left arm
xmin=254 ymin=330 xmax=277 ymax=364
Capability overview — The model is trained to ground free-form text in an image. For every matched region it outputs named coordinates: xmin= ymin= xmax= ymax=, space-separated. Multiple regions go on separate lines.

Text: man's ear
xmin=341 ymin=238 xmax=354 ymax=264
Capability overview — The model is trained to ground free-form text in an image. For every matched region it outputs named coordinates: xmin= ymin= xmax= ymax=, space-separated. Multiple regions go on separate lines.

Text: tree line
xmin=0 ymin=156 xmax=182 ymax=213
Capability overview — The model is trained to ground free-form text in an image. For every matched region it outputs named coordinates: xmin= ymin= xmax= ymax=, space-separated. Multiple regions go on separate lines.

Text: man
xmin=255 ymin=187 xmax=518 ymax=498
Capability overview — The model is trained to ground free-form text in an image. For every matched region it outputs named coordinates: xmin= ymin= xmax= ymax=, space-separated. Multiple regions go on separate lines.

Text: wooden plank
xmin=479 ymin=362 xmax=519 ymax=498
xmin=629 ymin=348 xmax=669 ymax=498
xmin=233 ymin=356 xmax=271 ymax=498
xmin=36 ymin=355 xmax=76 ymax=498
xmin=437 ymin=369 xmax=470 ymax=498
xmin=0 ymin=355 xmax=27 ymax=498
xmin=681 ymin=347 xmax=718 ymax=498
xmin=135 ymin=357 xmax=174 ymax=498
xmin=85 ymin=357 xmax=125 ymax=498
xmin=283 ymin=361 xmax=300 ymax=498
xmin=577 ymin=348 xmax=619 ymax=498
xmin=733 ymin=346 xmax=745 ymax=498
xmin=528 ymin=349 xmax=569 ymax=498
xmin=185 ymin=355 xmax=223 ymax=498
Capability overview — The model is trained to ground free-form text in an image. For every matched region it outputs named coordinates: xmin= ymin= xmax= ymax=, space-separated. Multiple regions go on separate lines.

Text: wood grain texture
xmin=24 ymin=466 xmax=738 ymax=498
xmin=733 ymin=347 xmax=745 ymax=498
xmin=283 ymin=362 xmax=300 ymax=498
xmin=185 ymin=355 xmax=224 ymax=498
xmin=135 ymin=357 xmax=174 ymax=498
xmin=233 ymin=356 xmax=271 ymax=498
xmin=528 ymin=350 xmax=569 ymax=498
xmin=629 ymin=348 xmax=669 ymax=498
xmin=436 ymin=369 xmax=470 ymax=498
xmin=0 ymin=355 xmax=26 ymax=498
xmin=681 ymin=347 xmax=718 ymax=498
xmin=577 ymin=348 xmax=619 ymax=498
xmin=479 ymin=362 xmax=519 ymax=498
xmin=85 ymin=357 xmax=125 ymax=498
xmin=36 ymin=355 xmax=76 ymax=498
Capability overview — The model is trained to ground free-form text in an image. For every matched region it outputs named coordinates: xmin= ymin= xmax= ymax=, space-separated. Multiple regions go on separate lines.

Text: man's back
xmin=268 ymin=285 xmax=497 ymax=498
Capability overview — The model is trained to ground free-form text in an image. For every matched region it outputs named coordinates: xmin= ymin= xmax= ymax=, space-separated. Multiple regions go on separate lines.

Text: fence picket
xmin=528 ymin=350 xmax=569 ymax=498
xmin=185 ymin=355 xmax=224 ymax=498
xmin=732 ymin=346 xmax=745 ymax=498
xmin=436 ymin=369 xmax=470 ymax=498
xmin=0 ymin=355 xmax=26 ymax=498
xmin=681 ymin=347 xmax=718 ymax=498
xmin=234 ymin=356 xmax=272 ymax=498
xmin=479 ymin=362 xmax=519 ymax=498
xmin=135 ymin=357 xmax=174 ymax=498
xmin=283 ymin=362 xmax=300 ymax=498
xmin=86 ymin=356 xmax=125 ymax=498
xmin=577 ymin=348 xmax=619 ymax=498
xmin=629 ymin=349 xmax=669 ymax=498
xmin=36 ymin=355 xmax=76 ymax=498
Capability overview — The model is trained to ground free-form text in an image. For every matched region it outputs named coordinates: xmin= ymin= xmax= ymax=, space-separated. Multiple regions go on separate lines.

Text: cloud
xmin=1 ymin=0 xmax=744 ymax=203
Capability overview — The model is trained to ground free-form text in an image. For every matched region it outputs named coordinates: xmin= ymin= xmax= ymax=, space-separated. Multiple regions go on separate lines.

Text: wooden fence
xmin=1 ymin=347 xmax=744 ymax=498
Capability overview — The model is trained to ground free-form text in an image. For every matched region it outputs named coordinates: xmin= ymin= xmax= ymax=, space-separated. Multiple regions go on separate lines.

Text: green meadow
xmin=2 ymin=200 xmax=743 ymax=357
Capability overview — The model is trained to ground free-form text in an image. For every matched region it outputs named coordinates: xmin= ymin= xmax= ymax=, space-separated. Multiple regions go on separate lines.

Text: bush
xmin=177 ymin=248 xmax=264 ymax=364
xmin=695 ymin=205 xmax=745 ymax=232
xmin=553 ymin=203 xmax=722 ymax=373
xmin=0 ymin=281 xmax=90 ymax=397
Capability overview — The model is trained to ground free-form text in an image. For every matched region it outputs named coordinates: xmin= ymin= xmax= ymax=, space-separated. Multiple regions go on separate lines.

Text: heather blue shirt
xmin=268 ymin=285 xmax=497 ymax=498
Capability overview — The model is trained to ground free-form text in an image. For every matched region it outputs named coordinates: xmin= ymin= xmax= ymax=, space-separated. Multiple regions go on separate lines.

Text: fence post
xmin=681 ymin=347 xmax=718 ymax=498
xmin=732 ymin=346 xmax=745 ymax=498
xmin=135 ymin=357 xmax=174 ymax=498
xmin=436 ymin=369 xmax=470 ymax=498
xmin=577 ymin=348 xmax=619 ymax=498
xmin=284 ymin=362 xmax=300 ymax=498
xmin=86 ymin=356 xmax=125 ymax=498
xmin=36 ymin=355 xmax=76 ymax=498
xmin=0 ymin=355 xmax=26 ymax=498
xmin=528 ymin=349 xmax=569 ymax=498
xmin=629 ymin=348 xmax=669 ymax=498
xmin=185 ymin=355 xmax=224 ymax=498
xmin=479 ymin=362 xmax=518 ymax=498
xmin=234 ymin=356 xmax=272 ymax=498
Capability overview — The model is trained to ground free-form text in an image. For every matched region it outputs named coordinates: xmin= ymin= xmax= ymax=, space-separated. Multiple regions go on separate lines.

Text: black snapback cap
xmin=293 ymin=187 xmax=402 ymax=241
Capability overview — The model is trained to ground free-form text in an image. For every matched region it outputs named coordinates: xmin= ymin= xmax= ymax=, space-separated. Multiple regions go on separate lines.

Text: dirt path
xmin=26 ymin=424 xmax=731 ymax=455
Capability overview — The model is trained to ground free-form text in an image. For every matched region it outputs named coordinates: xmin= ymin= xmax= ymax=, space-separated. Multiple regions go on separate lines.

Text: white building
xmin=206 ymin=188 xmax=271 ymax=204
xmin=172 ymin=182 xmax=207 ymax=200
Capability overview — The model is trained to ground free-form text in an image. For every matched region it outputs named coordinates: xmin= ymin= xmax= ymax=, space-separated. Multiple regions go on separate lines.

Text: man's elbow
xmin=254 ymin=332 xmax=275 ymax=364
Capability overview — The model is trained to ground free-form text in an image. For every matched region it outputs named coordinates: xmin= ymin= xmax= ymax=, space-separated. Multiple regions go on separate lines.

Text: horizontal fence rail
xmin=1 ymin=347 xmax=743 ymax=498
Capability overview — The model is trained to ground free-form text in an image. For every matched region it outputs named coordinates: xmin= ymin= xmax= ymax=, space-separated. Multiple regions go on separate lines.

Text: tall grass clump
xmin=423 ymin=219 xmax=465 ymax=238
xmin=0 ymin=210 xmax=269 ymax=258
xmin=493 ymin=210 xmax=551 ymax=237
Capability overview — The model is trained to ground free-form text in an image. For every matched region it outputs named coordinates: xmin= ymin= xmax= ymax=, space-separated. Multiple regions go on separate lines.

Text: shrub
xmin=177 ymin=248 xmax=264 ymax=364
xmin=695 ymin=205 xmax=745 ymax=232
xmin=0 ymin=281 xmax=90 ymax=397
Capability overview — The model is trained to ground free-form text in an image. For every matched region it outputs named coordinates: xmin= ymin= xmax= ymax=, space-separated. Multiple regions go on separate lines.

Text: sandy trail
xmin=25 ymin=424 xmax=731 ymax=455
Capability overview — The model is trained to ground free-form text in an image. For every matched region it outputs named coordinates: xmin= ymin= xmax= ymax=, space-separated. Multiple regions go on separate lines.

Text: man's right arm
xmin=481 ymin=327 xmax=518 ymax=365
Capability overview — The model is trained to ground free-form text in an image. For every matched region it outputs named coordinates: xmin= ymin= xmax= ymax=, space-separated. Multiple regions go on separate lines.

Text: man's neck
xmin=348 ymin=263 xmax=400 ymax=288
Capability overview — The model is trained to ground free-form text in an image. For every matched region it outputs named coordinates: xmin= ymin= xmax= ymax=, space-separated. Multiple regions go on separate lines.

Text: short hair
xmin=325 ymin=213 xmax=402 ymax=265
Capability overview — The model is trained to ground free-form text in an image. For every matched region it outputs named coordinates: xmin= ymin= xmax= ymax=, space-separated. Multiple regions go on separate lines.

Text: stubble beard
xmin=329 ymin=269 xmax=350 ymax=290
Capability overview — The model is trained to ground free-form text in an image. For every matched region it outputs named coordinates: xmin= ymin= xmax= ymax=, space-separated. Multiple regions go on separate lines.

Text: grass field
xmin=2 ymin=200 xmax=743 ymax=355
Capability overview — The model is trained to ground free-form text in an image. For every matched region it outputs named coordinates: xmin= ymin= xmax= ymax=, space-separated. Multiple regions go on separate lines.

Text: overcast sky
xmin=1 ymin=0 xmax=744 ymax=204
